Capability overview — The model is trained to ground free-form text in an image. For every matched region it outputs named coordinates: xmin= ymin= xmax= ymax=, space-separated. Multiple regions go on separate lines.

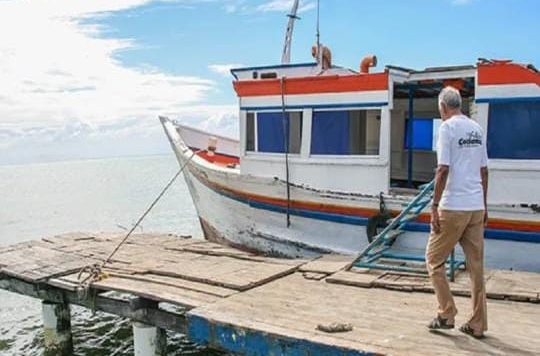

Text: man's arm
xmin=433 ymin=165 xmax=449 ymax=206
xmin=481 ymin=166 xmax=489 ymax=225
xmin=431 ymin=165 xmax=449 ymax=233
xmin=431 ymin=123 xmax=451 ymax=233
xmin=480 ymin=134 xmax=489 ymax=225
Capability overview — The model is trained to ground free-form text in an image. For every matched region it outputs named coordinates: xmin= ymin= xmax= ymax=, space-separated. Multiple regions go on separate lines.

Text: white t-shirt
xmin=437 ymin=114 xmax=488 ymax=211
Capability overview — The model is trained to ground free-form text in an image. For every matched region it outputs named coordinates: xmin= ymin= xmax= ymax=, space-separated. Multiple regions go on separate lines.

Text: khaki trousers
xmin=426 ymin=210 xmax=487 ymax=334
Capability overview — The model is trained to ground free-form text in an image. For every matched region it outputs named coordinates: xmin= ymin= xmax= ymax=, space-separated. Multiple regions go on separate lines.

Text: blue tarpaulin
xmin=487 ymin=100 xmax=540 ymax=159
xmin=257 ymin=112 xmax=288 ymax=153
xmin=405 ymin=118 xmax=434 ymax=151
xmin=311 ymin=111 xmax=350 ymax=154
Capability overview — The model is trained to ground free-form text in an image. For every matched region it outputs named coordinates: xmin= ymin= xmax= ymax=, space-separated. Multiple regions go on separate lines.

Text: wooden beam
xmin=0 ymin=275 xmax=187 ymax=333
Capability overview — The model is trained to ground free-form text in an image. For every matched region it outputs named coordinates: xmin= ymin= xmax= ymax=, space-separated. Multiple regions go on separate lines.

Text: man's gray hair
xmin=438 ymin=86 xmax=462 ymax=110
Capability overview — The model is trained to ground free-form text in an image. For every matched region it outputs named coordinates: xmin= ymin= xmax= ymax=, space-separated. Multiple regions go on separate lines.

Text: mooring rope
xmin=76 ymin=149 xmax=199 ymax=299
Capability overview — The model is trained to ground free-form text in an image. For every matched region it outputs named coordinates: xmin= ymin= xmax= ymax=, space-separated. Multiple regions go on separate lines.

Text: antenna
xmin=281 ymin=0 xmax=300 ymax=64
xmin=315 ymin=0 xmax=322 ymax=66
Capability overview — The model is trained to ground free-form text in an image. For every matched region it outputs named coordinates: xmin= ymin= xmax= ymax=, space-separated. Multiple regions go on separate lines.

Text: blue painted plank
xmin=187 ymin=314 xmax=375 ymax=355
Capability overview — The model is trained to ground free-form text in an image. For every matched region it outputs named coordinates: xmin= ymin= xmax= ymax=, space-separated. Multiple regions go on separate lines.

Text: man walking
xmin=426 ymin=86 xmax=489 ymax=339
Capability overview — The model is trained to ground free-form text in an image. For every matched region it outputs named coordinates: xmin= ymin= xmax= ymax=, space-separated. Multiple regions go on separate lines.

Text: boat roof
xmin=231 ymin=59 xmax=539 ymax=101
xmin=230 ymin=62 xmax=357 ymax=81
xmin=386 ymin=64 xmax=476 ymax=74
xmin=231 ymin=60 xmax=538 ymax=81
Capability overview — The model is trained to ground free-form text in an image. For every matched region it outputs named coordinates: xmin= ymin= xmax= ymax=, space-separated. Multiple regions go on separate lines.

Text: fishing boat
xmin=160 ymin=1 xmax=540 ymax=271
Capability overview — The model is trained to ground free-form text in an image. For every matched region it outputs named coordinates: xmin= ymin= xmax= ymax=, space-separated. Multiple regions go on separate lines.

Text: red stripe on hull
xmin=190 ymin=166 xmax=540 ymax=234
xmin=196 ymin=151 xmax=239 ymax=166
xmin=233 ymin=72 xmax=389 ymax=97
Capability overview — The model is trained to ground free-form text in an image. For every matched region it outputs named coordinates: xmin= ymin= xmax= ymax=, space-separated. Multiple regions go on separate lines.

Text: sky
xmin=0 ymin=0 xmax=539 ymax=165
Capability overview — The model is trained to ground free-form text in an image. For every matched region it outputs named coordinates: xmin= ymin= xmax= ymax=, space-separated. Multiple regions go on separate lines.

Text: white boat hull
xmin=161 ymin=118 xmax=540 ymax=271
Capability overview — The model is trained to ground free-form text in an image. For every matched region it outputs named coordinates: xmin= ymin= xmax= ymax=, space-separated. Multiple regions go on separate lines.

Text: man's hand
xmin=431 ymin=207 xmax=441 ymax=233
xmin=483 ymin=210 xmax=489 ymax=227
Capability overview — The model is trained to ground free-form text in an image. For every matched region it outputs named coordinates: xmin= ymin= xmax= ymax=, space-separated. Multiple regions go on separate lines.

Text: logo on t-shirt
xmin=458 ymin=131 xmax=483 ymax=148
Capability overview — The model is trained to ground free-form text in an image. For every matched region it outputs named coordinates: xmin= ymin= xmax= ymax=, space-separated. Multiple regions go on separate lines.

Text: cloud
xmin=0 ymin=1 xmax=216 ymax=127
xmin=256 ymin=0 xmax=316 ymax=13
xmin=451 ymin=0 xmax=473 ymax=5
xmin=222 ymin=0 xmax=248 ymax=13
xmin=0 ymin=1 xmax=244 ymax=163
xmin=208 ymin=64 xmax=244 ymax=77
xmin=1 ymin=104 xmax=238 ymax=165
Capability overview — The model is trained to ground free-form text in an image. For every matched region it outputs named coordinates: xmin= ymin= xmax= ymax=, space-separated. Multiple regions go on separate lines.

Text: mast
xmin=281 ymin=0 xmax=300 ymax=64
xmin=316 ymin=0 xmax=320 ymax=63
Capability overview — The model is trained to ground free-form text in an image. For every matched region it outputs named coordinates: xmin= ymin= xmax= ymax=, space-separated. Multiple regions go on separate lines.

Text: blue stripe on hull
xmin=401 ymin=222 xmax=540 ymax=243
xmin=475 ymin=96 xmax=540 ymax=104
xmin=195 ymin=172 xmax=540 ymax=244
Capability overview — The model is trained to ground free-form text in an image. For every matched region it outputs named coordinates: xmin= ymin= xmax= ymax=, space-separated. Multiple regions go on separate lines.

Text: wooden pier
xmin=1 ymin=232 xmax=539 ymax=355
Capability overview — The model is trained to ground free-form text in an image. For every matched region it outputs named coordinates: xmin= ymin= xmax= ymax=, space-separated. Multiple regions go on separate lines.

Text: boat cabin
xmin=230 ymin=59 xmax=540 ymax=205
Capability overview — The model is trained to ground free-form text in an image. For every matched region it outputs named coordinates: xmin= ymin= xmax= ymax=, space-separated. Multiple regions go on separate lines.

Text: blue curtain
xmin=311 ymin=111 xmax=350 ymax=154
xmin=488 ymin=101 xmax=540 ymax=159
xmin=405 ymin=118 xmax=434 ymax=151
xmin=257 ymin=112 xmax=288 ymax=153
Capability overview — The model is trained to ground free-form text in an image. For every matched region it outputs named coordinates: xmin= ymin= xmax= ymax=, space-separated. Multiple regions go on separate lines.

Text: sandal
xmin=427 ymin=316 xmax=454 ymax=330
xmin=459 ymin=324 xmax=485 ymax=339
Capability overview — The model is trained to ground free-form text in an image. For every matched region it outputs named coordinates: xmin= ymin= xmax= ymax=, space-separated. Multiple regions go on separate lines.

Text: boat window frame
xmin=245 ymin=112 xmax=256 ymax=152
xmin=244 ymin=109 xmax=304 ymax=157
xmin=309 ymin=107 xmax=383 ymax=158
xmin=486 ymin=100 xmax=540 ymax=161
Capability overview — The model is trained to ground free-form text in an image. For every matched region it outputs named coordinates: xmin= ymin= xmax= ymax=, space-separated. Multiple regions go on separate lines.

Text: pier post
xmin=130 ymin=297 xmax=167 ymax=355
xmin=133 ymin=322 xmax=167 ymax=356
xmin=42 ymin=301 xmax=73 ymax=356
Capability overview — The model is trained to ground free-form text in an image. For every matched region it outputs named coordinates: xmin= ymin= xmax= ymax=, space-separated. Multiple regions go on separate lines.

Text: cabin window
xmin=311 ymin=110 xmax=380 ymax=155
xmin=246 ymin=112 xmax=255 ymax=151
xmin=256 ymin=111 xmax=302 ymax=154
xmin=487 ymin=101 xmax=540 ymax=159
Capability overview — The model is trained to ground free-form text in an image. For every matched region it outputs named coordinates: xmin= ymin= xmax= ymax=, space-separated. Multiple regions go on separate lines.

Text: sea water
xmin=0 ymin=155 xmax=224 ymax=355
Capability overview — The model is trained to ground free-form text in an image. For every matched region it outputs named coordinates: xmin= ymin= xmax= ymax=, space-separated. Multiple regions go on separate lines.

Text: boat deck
xmin=1 ymin=233 xmax=539 ymax=355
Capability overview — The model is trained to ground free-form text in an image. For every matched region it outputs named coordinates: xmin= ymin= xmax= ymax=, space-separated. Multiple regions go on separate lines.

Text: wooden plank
xmin=150 ymin=255 xmax=302 ymax=291
xmin=191 ymin=272 xmax=540 ymax=356
xmin=159 ymin=238 xmax=204 ymax=251
xmin=0 ymin=242 xmax=100 ymax=282
xmin=373 ymin=272 xmax=429 ymax=292
xmin=3 ymin=259 xmax=99 ymax=282
xmin=90 ymin=275 xmax=220 ymax=308
xmin=42 ymin=232 xmax=98 ymax=248
xmin=299 ymin=254 xmax=353 ymax=274
xmin=0 ymin=249 xmax=34 ymax=268
xmin=59 ymin=272 xmax=237 ymax=298
xmin=487 ymin=270 xmax=540 ymax=302
xmin=118 ymin=274 xmax=237 ymax=298
xmin=326 ymin=269 xmax=515 ymax=300
xmin=325 ymin=270 xmax=382 ymax=288
xmin=162 ymin=239 xmax=308 ymax=266
xmin=104 ymin=263 xmax=150 ymax=275
xmin=123 ymin=233 xmax=193 ymax=247
xmin=0 ymin=241 xmax=43 ymax=262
